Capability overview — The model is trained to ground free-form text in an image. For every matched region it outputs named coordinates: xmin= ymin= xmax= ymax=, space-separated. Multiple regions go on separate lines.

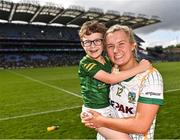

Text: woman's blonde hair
xmin=105 ymin=24 xmax=136 ymax=44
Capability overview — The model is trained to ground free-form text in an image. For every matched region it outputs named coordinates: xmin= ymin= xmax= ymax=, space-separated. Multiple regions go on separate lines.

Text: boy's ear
xmin=81 ymin=41 xmax=84 ymax=47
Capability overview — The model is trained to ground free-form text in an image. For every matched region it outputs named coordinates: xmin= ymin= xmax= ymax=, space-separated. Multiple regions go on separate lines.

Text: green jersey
xmin=78 ymin=55 xmax=112 ymax=109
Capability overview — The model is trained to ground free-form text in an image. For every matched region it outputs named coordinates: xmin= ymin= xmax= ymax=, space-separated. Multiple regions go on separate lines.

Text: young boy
xmin=78 ymin=20 xmax=151 ymax=139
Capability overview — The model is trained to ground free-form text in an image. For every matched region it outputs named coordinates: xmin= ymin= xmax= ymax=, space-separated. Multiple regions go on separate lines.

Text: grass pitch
xmin=0 ymin=62 xmax=180 ymax=139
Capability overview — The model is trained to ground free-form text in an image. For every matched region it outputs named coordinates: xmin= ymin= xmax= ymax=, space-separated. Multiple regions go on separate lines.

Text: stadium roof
xmin=0 ymin=0 xmax=161 ymax=29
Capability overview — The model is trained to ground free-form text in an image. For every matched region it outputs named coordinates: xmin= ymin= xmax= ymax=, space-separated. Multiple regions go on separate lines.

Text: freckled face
xmin=106 ymin=31 xmax=136 ymax=67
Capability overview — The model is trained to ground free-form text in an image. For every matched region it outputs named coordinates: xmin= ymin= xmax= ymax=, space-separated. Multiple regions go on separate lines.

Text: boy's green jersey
xmin=78 ymin=55 xmax=112 ymax=109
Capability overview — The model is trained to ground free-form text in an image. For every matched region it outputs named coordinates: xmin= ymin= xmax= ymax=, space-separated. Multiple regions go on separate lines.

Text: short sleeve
xmin=80 ymin=61 xmax=101 ymax=77
xmin=138 ymin=69 xmax=164 ymax=105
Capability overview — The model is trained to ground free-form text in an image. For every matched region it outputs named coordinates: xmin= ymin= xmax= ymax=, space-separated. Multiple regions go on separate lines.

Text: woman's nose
xmin=113 ymin=46 xmax=119 ymax=53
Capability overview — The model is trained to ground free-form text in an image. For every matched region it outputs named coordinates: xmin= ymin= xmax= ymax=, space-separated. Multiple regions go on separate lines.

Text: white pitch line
xmin=164 ymin=88 xmax=180 ymax=93
xmin=8 ymin=70 xmax=82 ymax=98
xmin=0 ymin=106 xmax=81 ymax=121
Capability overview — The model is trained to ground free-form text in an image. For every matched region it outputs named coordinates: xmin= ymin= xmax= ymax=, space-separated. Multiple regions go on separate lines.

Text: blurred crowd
xmin=0 ymin=51 xmax=85 ymax=69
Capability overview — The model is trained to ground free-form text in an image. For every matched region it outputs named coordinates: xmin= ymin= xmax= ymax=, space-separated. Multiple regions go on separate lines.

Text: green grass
xmin=153 ymin=62 xmax=180 ymax=139
xmin=0 ymin=62 xmax=180 ymax=139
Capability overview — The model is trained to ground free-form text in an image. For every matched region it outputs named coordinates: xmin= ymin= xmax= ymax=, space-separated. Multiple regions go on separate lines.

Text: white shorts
xmin=82 ymin=105 xmax=117 ymax=140
xmin=82 ymin=105 xmax=115 ymax=117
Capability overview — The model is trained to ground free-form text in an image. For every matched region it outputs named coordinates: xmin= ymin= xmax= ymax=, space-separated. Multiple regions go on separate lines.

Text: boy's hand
xmin=139 ymin=59 xmax=152 ymax=72
xmin=112 ymin=64 xmax=120 ymax=74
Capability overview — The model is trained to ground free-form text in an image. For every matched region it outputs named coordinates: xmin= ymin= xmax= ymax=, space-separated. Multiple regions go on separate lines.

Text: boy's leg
xmin=97 ymin=127 xmax=131 ymax=140
xmin=97 ymin=106 xmax=131 ymax=139
xmin=97 ymin=132 xmax=106 ymax=140
xmin=82 ymin=106 xmax=106 ymax=140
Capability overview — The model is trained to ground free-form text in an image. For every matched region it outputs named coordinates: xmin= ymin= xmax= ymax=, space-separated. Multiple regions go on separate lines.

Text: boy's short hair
xmin=79 ymin=20 xmax=107 ymax=40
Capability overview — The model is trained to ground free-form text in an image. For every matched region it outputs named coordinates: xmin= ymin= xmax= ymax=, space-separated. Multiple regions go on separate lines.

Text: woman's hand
xmin=80 ymin=110 xmax=104 ymax=129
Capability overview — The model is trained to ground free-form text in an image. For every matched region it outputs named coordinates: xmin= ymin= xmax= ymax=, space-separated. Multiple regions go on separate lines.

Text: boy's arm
xmin=94 ymin=59 xmax=151 ymax=84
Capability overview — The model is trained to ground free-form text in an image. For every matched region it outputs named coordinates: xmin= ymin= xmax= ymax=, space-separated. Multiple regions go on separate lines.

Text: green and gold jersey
xmin=78 ymin=55 xmax=112 ymax=109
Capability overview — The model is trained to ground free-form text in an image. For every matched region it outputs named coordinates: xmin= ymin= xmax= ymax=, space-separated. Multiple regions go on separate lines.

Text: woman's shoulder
xmin=141 ymin=67 xmax=163 ymax=85
xmin=139 ymin=67 xmax=162 ymax=77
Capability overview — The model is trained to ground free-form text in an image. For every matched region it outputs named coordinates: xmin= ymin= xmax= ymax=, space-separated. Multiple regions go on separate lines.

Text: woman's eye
xmin=118 ymin=43 xmax=125 ymax=47
xmin=107 ymin=45 xmax=114 ymax=48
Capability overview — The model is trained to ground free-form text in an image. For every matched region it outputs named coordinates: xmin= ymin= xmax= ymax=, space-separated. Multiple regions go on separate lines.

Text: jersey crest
xmin=128 ymin=92 xmax=136 ymax=104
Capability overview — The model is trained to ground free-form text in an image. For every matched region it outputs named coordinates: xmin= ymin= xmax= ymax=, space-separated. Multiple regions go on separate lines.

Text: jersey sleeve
xmin=79 ymin=59 xmax=101 ymax=77
xmin=138 ymin=69 xmax=164 ymax=105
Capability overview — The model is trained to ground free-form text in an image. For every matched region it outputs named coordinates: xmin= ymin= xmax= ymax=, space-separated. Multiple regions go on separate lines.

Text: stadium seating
xmin=0 ymin=0 xmax=164 ymax=69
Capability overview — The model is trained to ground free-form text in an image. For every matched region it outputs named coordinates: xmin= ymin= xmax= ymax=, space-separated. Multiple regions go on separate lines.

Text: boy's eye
xmin=94 ymin=39 xmax=102 ymax=43
xmin=84 ymin=40 xmax=91 ymax=44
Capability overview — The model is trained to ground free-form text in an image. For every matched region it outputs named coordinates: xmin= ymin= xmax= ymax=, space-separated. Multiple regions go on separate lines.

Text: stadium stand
xmin=0 ymin=0 xmax=161 ymax=69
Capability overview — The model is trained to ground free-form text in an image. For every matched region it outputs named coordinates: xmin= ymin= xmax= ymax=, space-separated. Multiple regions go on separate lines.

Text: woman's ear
xmin=131 ymin=43 xmax=136 ymax=51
